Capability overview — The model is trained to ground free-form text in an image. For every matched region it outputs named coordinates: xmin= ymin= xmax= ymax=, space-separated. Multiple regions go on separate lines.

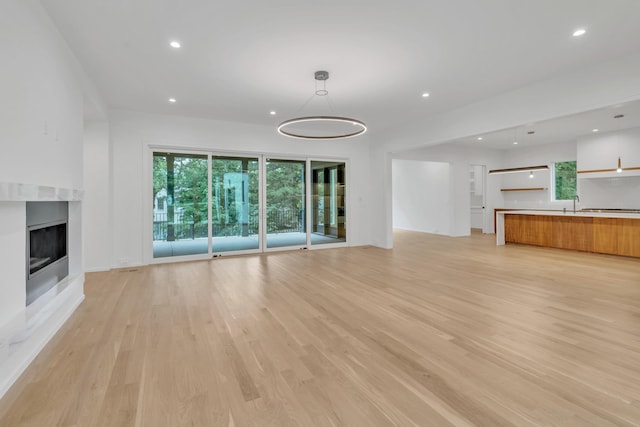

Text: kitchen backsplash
xmin=579 ymin=176 xmax=640 ymax=209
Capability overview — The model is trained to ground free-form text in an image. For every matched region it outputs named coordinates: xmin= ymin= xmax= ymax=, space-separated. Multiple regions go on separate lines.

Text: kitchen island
xmin=496 ymin=210 xmax=640 ymax=257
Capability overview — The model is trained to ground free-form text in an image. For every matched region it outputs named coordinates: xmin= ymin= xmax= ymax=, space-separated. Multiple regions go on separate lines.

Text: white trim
xmin=0 ymin=182 xmax=83 ymax=202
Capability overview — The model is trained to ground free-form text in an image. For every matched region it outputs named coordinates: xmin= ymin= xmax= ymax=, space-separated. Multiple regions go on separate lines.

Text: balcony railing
xmin=153 ymin=208 xmax=304 ymax=241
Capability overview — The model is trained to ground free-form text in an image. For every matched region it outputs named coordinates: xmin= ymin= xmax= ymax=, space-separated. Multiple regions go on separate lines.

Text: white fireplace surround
xmin=0 ymin=182 xmax=84 ymax=399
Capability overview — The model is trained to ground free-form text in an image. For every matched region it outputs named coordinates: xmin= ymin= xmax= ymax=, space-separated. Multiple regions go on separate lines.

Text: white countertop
xmin=499 ymin=210 xmax=640 ymax=219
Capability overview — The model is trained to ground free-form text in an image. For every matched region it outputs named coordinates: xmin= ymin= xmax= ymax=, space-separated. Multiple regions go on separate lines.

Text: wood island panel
xmin=551 ymin=216 xmax=592 ymax=252
xmin=504 ymin=213 xmax=640 ymax=258
xmin=504 ymin=214 xmax=552 ymax=247
xmin=592 ymin=218 xmax=618 ymax=254
xmin=618 ymin=218 xmax=640 ymax=257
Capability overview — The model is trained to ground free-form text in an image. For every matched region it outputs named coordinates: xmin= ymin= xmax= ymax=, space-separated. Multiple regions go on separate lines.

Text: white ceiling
xmin=40 ymin=0 xmax=640 ymax=136
xmin=451 ymin=99 xmax=640 ymax=150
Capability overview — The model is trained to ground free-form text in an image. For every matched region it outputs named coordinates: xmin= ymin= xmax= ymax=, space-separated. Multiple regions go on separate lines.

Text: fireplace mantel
xmin=0 ymin=182 xmax=83 ymax=202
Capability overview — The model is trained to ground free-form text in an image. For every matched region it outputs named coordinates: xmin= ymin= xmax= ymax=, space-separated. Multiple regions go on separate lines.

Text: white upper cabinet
xmin=577 ymin=127 xmax=640 ymax=177
xmin=577 ymin=133 xmax=619 ymax=171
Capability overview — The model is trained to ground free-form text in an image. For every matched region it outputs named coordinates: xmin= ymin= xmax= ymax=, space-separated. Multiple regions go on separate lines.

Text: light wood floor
xmin=2 ymin=230 xmax=640 ymax=426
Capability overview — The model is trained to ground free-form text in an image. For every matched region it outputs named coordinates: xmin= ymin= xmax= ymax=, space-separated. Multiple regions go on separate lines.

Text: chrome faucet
xmin=573 ymin=194 xmax=580 ymax=213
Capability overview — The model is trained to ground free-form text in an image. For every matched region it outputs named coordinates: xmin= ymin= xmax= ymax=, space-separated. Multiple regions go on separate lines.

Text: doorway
xmin=470 ymin=164 xmax=486 ymax=232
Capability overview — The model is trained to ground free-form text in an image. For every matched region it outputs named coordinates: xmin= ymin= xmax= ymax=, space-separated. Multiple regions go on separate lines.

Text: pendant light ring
xmin=277 ymin=70 xmax=367 ymax=140
xmin=277 ymin=116 xmax=367 ymax=140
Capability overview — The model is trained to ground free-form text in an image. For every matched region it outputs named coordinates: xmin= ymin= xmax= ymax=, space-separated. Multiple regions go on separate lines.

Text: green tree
xmin=153 ymin=155 xmax=307 ymax=236
xmin=152 ymin=155 xmax=167 ymax=202
xmin=266 ymin=161 xmax=305 ymax=232
xmin=555 ymin=161 xmax=577 ymax=200
xmin=173 ymin=155 xmax=208 ymax=226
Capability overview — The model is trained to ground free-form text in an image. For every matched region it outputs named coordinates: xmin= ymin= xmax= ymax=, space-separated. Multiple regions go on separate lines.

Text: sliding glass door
xmin=152 ymin=152 xmax=209 ymax=258
xmin=311 ymin=161 xmax=346 ymax=246
xmin=211 ymin=156 xmax=260 ymax=253
xmin=265 ymin=159 xmax=307 ymax=249
xmin=151 ymin=151 xmax=346 ymax=261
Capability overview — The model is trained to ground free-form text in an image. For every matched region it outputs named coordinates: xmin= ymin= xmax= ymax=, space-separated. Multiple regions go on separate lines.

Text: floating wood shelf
xmin=489 ymin=165 xmax=549 ymax=175
xmin=577 ymin=166 xmax=640 ymax=174
xmin=500 ymin=187 xmax=547 ymax=192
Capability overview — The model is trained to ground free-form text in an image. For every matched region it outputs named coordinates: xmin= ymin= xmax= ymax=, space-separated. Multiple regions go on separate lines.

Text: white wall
xmin=83 ymin=121 xmax=112 ymax=271
xmin=394 ymin=144 xmax=504 ymax=234
xmin=368 ymin=148 xmax=393 ymax=248
xmin=105 ymin=109 xmax=372 ymax=268
xmin=392 ymin=160 xmax=451 ymax=235
xmin=450 ymin=160 xmax=471 ymax=236
xmin=0 ymin=0 xmax=84 ymax=190
xmin=499 ymin=141 xmax=577 ymax=210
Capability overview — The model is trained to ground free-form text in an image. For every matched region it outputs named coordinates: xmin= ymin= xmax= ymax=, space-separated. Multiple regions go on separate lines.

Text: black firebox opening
xmin=26 ymin=201 xmax=69 ymax=305
xmin=29 ymin=221 xmax=67 ymax=276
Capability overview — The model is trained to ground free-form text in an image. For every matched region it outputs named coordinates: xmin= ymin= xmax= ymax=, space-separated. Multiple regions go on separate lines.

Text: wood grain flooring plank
xmin=2 ymin=230 xmax=640 ymax=426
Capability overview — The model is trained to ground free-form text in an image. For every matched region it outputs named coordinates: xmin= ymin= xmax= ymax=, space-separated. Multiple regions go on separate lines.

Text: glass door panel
xmin=153 ymin=152 xmax=209 ymax=258
xmin=265 ymin=159 xmax=307 ymax=249
xmin=211 ymin=156 xmax=260 ymax=253
xmin=311 ymin=161 xmax=346 ymax=245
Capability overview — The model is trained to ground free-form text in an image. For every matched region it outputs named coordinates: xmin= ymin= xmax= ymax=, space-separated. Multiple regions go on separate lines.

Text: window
xmin=553 ymin=161 xmax=577 ymax=200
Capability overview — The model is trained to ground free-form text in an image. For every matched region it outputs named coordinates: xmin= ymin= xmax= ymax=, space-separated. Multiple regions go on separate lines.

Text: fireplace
xmin=26 ymin=202 xmax=69 ymax=305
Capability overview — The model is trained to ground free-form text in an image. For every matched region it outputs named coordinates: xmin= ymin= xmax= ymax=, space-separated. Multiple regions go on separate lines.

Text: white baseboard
xmin=84 ymin=266 xmax=111 ymax=273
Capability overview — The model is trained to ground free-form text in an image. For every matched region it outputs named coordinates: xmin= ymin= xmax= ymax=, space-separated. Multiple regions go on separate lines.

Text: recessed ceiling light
xmin=169 ymin=41 xmax=181 ymax=48
xmin=168 ymin=98 xmax=176 ymax=103
xmin=513 ymin=141 xmax=518 ymax=145
xmin=270 ymin=111 xmax=276 ymax=115
xmin=477 ymin=137 xmax=483 ymax=141
xmin=573 ymin=29 xmax=586 ymax=37
xmin=592 ymin=128 xmax=599 ymax=132
xmin=422 ymin=92 xmax=430 ymax=98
